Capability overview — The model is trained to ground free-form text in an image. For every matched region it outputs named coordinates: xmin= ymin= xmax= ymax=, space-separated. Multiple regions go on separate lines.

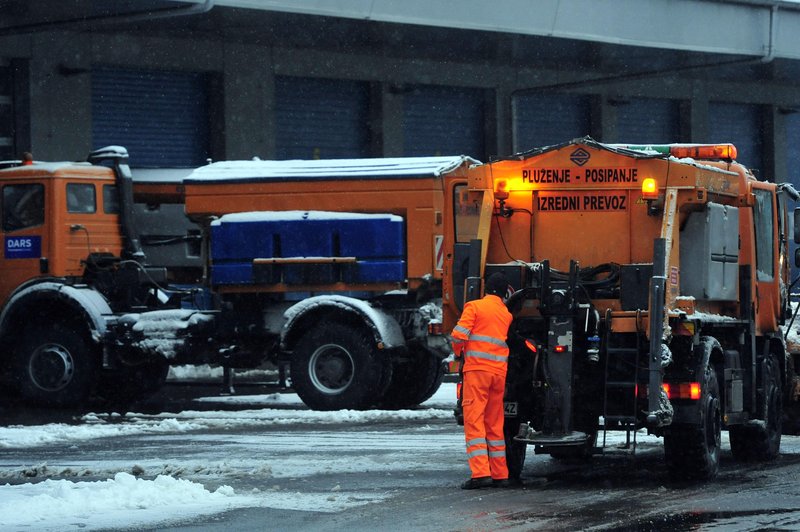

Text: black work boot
xmin=461 ymin=476 xmax=492 ymax=490
xmin=492 ymin=478 xmax=510 ymax=488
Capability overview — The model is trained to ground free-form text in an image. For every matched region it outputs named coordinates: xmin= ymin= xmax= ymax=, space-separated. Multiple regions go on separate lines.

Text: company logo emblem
xmin=570 ymin=148 xmax=591 ymax=166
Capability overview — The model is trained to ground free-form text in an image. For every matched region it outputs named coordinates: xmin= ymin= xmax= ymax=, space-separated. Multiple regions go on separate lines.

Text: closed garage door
xmin=402 ymin=85 xmax=484 ymax=158
xmin=708 ymin=102 xmax=763 ymax=175
xmin=92 ymin=68 xmax=210 ymax=168
xmin=513 ymin=93 xmax=590 ymax=153
xmin=275 ymin=76 xmax=370 ymax=160
xmin=616 ymin=98 xmax=680 ymax=144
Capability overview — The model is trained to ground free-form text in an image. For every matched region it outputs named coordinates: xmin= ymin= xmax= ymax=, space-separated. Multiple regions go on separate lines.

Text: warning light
xmin=494 ymin=180 xmax=509 ymax=201
xmin=641 ymin=178 xmax=659 ymax=200
xmin=669 ymin=144 xmax=737 ymax=161
xmin=524 ymin=339 xmax=537 ymax=353
xmin=553 ymin=345 xmax=567 ymax=354
xmin=615 ymin=143 xmax=738 ymax=161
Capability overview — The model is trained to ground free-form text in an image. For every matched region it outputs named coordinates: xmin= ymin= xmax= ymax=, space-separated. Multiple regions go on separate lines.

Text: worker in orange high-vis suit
xmin=450 ymin=272 xmax=513 ymax=489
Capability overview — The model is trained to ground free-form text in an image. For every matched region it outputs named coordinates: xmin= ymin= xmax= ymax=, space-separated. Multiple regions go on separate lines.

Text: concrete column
xmin=766 ymin=105 xmax=786 ymax=182
xmin=221 ymin=43 xmax=273 ymax=159
xmin=491 ymin=87 xmax=513 ymax=158
xmin=684 ymin=81 xmax=708 ymax=143
xmin=380 ymin=83 xmax=404 ymax=157
xmin=29 ymin=32 xmax=92 ymax=160
xmin=590 ymin=94 xmax=616 ymax=143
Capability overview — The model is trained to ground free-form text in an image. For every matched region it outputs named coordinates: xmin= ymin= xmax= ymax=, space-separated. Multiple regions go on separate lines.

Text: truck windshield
xmin=3 ymin=183 xmax=44 ymax=231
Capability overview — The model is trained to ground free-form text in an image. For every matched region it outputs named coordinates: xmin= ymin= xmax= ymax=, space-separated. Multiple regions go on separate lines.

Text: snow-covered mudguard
xmin=0 ymin=281 xmax=112 ymax=348
xmin=280 ymin=295 xmax=405 ymax=352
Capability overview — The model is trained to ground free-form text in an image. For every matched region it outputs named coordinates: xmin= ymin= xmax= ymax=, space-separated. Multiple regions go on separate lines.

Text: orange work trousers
xmin=462 ymin=370 xmax=508 ymax=480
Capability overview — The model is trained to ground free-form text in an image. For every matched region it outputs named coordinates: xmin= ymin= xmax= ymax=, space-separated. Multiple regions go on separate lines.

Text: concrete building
xmin=2 ymin=0 xmax=800 ymax=188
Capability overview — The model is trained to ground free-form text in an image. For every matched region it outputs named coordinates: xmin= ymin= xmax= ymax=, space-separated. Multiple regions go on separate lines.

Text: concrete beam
xmin=216 ymin=0 xmax=800 ymax=60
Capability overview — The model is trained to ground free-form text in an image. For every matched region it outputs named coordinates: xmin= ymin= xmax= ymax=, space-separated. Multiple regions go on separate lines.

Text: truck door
xmin=751 ymin=182 xmax=781 ymax=333
xmin=0 ymin=181 xmax=49 ymax=306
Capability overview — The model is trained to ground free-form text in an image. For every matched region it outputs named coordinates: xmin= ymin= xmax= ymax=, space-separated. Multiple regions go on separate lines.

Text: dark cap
xmin=485 ymin=272 xmax=509 ymax=297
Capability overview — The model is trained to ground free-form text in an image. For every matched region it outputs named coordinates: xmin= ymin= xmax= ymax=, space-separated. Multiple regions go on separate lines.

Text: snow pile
xmin=0 ymin=472 xmax=258 ymax=531
xmin=167 ymin=364 xmax=278 ymax=382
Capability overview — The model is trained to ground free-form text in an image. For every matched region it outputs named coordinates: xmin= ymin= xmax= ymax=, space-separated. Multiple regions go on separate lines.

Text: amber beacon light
xmin=641 ymin=177 xmax=659 ymax=200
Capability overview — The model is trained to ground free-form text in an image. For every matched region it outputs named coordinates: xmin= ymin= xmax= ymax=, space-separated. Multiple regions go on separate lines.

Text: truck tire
xmin=377 ymin=351 xmax=444 ymax=409
xmin=14 ymin=324 xmax=97 ymax=407
xmin=729 ymin=354 xmax=782 ymax=461
xmin=291 ymin=323 xmax=387 ymax=410
xmin=663 ymin=363 xmax=721 ymax=481
xmin=504 ymin=416 xmax=527 ymax=480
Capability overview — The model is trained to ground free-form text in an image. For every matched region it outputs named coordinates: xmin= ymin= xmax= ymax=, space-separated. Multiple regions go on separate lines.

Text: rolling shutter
xmin=275 ymin=76 xmax=370 ymax=160
xmin=615 ymin=98 xmax=680 ymax=144
xmin=92 ymin=68 xmax=210 ymax=168
xmin=708 ymin=102 xmax=763 ymax=175
xmin=512 ymin=93 xmax=590 ymax=153
xmin=402 ymin=85 xmax=485 ymax=158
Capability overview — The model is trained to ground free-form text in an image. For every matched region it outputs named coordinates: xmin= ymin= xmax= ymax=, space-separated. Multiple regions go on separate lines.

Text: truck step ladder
xmin=601 ymin=332 xmax=642 ymax=455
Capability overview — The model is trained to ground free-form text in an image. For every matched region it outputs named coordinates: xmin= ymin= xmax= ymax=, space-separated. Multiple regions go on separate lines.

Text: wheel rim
xmin=308 ymin=343 xmax=355 ymax=395
xmin=28 ymin=343 xmax=74 ymax=392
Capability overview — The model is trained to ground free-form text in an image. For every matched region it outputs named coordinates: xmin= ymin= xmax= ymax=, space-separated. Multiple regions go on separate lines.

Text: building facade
xmin=1 ymin=0 xmax=800 ymax=190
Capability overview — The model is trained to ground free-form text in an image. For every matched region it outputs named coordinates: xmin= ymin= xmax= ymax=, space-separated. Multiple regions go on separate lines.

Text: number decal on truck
xmin=504 ymin=401 xmax=518 ymax=417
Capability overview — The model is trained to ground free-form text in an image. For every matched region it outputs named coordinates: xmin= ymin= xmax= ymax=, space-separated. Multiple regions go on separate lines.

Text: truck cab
xmin=0 ymin=160 xmax=123 ymax=308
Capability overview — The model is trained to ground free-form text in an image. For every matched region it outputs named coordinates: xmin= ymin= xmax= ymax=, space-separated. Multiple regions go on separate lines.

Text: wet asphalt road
xmin=4 ymin=381 xmax=800 ymax=531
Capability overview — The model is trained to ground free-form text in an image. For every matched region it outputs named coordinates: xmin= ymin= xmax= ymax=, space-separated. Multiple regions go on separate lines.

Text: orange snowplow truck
xmin=442 ymin=137 xmax=800 ymax=481
xmin=0 ymin=147 xmax=472 ymax=411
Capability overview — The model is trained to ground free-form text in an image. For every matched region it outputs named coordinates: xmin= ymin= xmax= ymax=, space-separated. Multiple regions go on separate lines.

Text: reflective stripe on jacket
xmin=450 ymin=294 xmax=512 ymax=376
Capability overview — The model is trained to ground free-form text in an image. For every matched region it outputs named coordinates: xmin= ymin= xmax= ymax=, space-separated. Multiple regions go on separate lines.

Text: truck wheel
xmin=663 ymin=364 xmax=721 ymax=481
xmin=291 ymin=323 xmax=387 ymax=410
xmin=504 ymin=416 xmax=527 ymax=480
xmin=730 ymin=355 xmax=782 ymax=461
xmin=15 ymin=324 xmax=96 ymax=407
xmin=377 ymin=351 xmax=444 ymax=409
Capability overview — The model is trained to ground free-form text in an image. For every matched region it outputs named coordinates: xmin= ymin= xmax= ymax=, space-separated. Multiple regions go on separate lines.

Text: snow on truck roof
xmin=211 ymin=210 xmax=403 ymax=225
xmin=182 ymin=155 xmax=479 ymax=183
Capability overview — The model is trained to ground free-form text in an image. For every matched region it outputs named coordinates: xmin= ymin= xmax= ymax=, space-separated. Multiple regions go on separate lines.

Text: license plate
xmin=504 ymin=402 xmax=518 ymax=417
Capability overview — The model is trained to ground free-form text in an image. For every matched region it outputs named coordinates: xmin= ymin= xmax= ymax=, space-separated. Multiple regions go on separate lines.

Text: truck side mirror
xmin=796 ymin=247 xmax=800 ymax=269
xmin=795 ymin=207 xmax=800 ymax=244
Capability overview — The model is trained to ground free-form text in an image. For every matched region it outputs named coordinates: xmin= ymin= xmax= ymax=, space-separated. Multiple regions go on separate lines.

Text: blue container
xmin=210 ymin=212 xmax=406 ymax=286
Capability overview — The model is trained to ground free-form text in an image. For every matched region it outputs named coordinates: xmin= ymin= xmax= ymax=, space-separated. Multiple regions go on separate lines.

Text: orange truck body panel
xmin=177 ymin=159 xmax=476 ymax=290
xmin=443 ymin=140 xmax=785 ymax=338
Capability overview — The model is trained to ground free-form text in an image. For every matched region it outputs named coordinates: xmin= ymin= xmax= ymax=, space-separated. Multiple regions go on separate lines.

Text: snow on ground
xmin=0 ymin=473 xmax=260 ymax=531
xmin=0 ymin=471 xmax=385 ymax=531
xmin=0 ymin=385 xmax=453 ymax=530
xmin=5 ymin=381 xmax=761 ymax=530
xmin=0 ymin=383 xmax=456 ymax=449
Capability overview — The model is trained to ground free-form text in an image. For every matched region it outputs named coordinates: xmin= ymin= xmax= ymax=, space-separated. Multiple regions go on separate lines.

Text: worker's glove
xmin=454 ymin=398 xmax=464 ymax=426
